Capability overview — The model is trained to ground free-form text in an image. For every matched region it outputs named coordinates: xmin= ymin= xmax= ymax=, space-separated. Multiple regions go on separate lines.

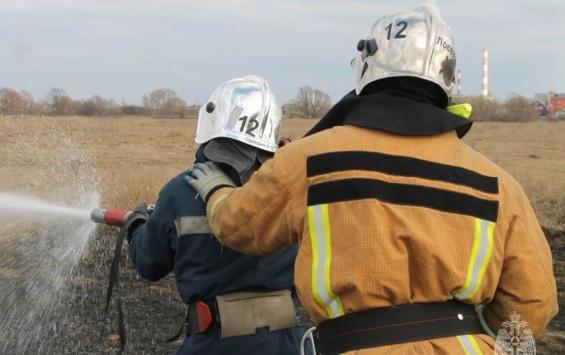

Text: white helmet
xmin=195 ymin=75 xmax=282 ymax=152
xmin=353 ymin=7 xmax=456 ymax=100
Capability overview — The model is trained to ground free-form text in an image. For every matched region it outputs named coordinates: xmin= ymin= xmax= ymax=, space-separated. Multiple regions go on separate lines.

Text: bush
xmin=0 ymin=88 xmax=24 ymax=114
xmin=142 ymin=88 xmax=189 ymax=118
xmin=46 ymin=88 xmax=78 ymax=116
xmin=121 ymin=105 xmax=147 ymax=116
xmin=500 ymin=95 xmax=540 ymax=122
xmin=78 ymin=96 xmax=120 ymax=116
xmin=284 ymin=86 xmax=332 ymax=119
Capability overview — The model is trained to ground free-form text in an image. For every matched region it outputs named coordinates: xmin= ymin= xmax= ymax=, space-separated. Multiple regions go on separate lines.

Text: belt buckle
xmin=300 ymin=326 xmax=319 ymax=355
xmin=189 ymin=300 xmax=213 ymax=335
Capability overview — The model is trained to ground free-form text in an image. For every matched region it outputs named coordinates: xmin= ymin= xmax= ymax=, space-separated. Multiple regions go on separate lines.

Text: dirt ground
xmin=0 ymin=116 xmax=563 ymax=353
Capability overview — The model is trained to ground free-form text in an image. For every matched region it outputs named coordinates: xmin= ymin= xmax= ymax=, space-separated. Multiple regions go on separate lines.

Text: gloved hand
xmin=278 ymin=137 xmax=292 ymax=147
xmin=184 ymin=162 xmax=236 ymax=204
xmin=123 ymin=202 xmax=150 ymax=243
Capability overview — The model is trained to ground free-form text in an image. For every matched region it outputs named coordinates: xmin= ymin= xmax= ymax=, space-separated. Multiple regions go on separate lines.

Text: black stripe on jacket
xmin=307 ymin=151 xmax=498 ymax=194
xmin=307 ymin=178 xmax=499 ymax=222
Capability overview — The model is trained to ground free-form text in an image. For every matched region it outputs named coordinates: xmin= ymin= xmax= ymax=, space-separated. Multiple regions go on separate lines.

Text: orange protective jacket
xmin=205 ymin=124 xmax=557 ymax=354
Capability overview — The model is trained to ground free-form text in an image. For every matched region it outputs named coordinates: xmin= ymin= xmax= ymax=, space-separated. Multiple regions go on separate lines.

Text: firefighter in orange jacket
xmin=185 ymin=7 xmax=558 ymax=355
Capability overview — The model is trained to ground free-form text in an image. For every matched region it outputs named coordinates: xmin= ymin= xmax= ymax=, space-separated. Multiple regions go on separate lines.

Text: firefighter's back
xmin=287 ymin=124 xmax=557 ymax=354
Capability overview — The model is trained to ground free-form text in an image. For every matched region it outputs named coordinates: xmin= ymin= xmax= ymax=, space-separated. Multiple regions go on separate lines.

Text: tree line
xmin=0 ymin=87 xmax=198 ymax=118
xmin=0 ymin=86 xmax=334 ymax=119
xmin=0 ymin=86 xmax=333 ymax=119
xmin=0 ymin=85 xmax=550 ymax=121
xmin=452 ymin=95 xmax=550 ymax=122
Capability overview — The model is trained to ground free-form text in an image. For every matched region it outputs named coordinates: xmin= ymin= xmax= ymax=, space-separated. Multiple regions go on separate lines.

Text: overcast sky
xmin=0 ymin=0 xmax=563 ymax=104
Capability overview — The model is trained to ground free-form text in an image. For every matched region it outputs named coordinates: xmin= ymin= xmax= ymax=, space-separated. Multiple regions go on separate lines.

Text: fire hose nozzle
xmin=90 ymin=208 xmax=108 ymax=224
xmin=91 ymin=208 xmax=132 ymax=226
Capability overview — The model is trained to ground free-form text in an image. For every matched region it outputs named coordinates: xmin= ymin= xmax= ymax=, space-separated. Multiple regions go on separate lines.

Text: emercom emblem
xmin=494 ymin=312 xmax=536 ymax=355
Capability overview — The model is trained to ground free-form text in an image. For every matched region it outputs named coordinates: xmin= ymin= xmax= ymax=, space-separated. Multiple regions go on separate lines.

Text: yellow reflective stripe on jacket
xmin=447 ymin=103 xmax=473 ymax=119
xmin=457 ymin=335 xmax=483 ymax=355
xmin=454 ymin=219 xmax=496 ymax=300
xmin=308 ymin=204 xmax=345 ymax=318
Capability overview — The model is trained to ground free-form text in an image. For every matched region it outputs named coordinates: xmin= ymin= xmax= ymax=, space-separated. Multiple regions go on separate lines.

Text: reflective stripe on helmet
xmin=308 ymin=204 xmax=345 ymax=318
xmin=457 ymin=335 xmax=484 ymax=355
xmin=454 ymin=219 xmax=496 ymax=300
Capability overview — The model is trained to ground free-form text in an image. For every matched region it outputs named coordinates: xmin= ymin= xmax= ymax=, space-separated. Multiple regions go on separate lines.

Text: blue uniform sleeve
xmin=128 ymin=187 xmax=176 ymax=281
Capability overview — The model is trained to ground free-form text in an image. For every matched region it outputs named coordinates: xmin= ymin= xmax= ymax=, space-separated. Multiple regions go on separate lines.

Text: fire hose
xmin=90 ymin=208 xmax=132 ymax=226
xmin=90 ymin=207 xmax=151 ymax=353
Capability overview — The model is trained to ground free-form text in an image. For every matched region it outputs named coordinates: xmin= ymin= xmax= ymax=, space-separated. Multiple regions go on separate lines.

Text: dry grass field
xmin=1 ymin=116 xmax=563 ymax=227
xmin=0 ymin=116 xmax=564 ymax=353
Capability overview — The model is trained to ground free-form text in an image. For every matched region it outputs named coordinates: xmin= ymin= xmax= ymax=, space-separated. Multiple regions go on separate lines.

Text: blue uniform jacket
xmin=129 ymin=171 xmax=302 ymax=355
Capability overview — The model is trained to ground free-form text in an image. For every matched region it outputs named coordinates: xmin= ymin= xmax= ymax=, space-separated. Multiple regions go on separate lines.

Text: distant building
xmin=534 ymin=93 xmax=550 ymax=105
xmin=533 ymin=101 xmax=549 ymax=116
xmin=550 ymin=93 xmax=565 ymax=113
xmin=533 ymin=92 xmax=565 ymax=116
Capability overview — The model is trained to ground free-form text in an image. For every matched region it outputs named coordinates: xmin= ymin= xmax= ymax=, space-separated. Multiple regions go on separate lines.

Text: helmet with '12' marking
xmin=353 ymin=7 xmax=456 ymax=101
xmin=196 ymin=75 xmax=282 ymax=152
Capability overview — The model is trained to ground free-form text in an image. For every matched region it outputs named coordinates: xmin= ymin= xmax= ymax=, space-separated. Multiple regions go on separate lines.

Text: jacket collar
xmin=306 ymin=90 xmax=472 ymax=138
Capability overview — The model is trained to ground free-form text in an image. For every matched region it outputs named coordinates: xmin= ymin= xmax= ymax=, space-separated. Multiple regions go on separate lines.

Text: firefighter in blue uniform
xmin=124 ymin=76 xmax=303 ymax=355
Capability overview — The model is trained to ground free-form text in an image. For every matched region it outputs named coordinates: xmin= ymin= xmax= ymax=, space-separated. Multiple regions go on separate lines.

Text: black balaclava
xmin=195 ymin=138 xmax=273 ymax=185
xmin=360 ymin=76 xmax=448 ymax=108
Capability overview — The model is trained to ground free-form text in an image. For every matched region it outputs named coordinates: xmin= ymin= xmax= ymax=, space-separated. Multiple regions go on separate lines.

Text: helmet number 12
xmin=238 ymin=115 xmax=259 ymax=137
xmin=385 ymin=21 xmax=407 ymax=40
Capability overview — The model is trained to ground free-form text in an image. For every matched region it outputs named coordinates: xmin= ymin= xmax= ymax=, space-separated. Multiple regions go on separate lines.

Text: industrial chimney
xmin=482 ymin=49 xmax=489 ymax=97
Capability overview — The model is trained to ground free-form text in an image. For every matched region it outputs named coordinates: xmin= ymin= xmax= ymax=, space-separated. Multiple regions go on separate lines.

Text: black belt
xmin=166 ymin=299 xmax=219 ymax=343
xmin=313 ymin=301 xmax=485 ymax=355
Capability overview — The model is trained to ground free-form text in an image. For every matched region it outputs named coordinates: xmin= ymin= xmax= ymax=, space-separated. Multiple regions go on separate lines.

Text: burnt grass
xmin=538 ymin=227 xmax=565 ymax=352
xmin=36 ymin=226 xmax=314 ymax=355
xmin=2 ymin=226 xmax=563 ymax=354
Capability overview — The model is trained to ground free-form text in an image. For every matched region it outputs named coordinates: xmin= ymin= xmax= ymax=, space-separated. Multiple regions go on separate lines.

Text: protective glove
xmin=122 ymin=202 xmax=150 ymax=243
xmin=184 ymin=162 xmax=236 ymax=204
xmin=278 ymin=137 xmax=292 ymax=147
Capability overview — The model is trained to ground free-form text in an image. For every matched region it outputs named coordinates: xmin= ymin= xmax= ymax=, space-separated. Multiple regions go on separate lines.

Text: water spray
xmin=0 ymin=191 xmax=150 ymax=353
xmin=0 ymin=193 xmax=136 ymax=352
xmin=0 ymin=193 xmax=135 ymax=227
